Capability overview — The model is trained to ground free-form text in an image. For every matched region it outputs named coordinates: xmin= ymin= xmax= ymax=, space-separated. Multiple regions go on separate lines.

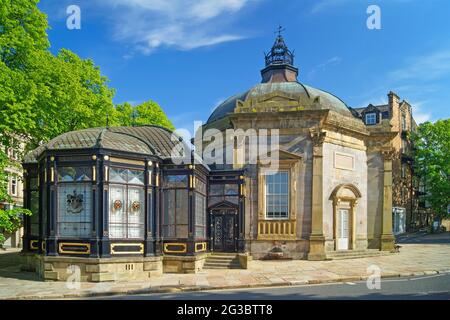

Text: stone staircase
xmin=326 ymin=249 xmax=393 ymax=260
xmin=203 ymin=253 xmax=242 ymax=269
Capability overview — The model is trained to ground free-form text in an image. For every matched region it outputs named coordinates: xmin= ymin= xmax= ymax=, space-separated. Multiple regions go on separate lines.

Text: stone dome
xmin=207 ymin=34 xmax=353 ymax=124
xmin=207 ymin=82 xmax=353 ymax=123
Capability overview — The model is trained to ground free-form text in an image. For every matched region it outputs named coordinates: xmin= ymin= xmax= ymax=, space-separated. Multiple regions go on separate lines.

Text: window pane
xmin=110 ymin=168 xmax=127 ymax=184
xmin=57 ymin=183 xmax=92 ymax=237
xmin=265 ymin=171 xmax=289 ymax=219
xmin=164 ymin=175 xmax=187 ymax=188
xmin=176 ymin=189 xmax=189 ymax=225
xmin=128 ymin=170 xmax=145 ymax=185
xmin=225 ymin=184 xmax=239 ymax=195
xmin=29 ymin=177 xmax=39 ymax=190
xmin=58 ymin=167 xmax=91 ymax=182
xmin=195 ymin=193 xmax=206 ymax=238
xmin=30 ymin=190 xmax=39 ymax=236
xmin=209 ymin=184 xmax=223 ymax=196
xmin=127 ymin=187 xmax=145 ymax=238
xmin=109 ymin=185 xmax=127 ymax=238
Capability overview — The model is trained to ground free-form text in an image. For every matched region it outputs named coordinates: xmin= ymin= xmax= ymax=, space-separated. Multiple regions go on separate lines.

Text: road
xmin=99 ymin=273 xmax=450 ymax=300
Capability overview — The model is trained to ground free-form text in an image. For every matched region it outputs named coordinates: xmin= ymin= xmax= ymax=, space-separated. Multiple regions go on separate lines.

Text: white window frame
xmin=264 ymin=170 xmax=290 ymax=220
xmin=365 ymin=113 xmax=377 ymax=125
xmin=10 ymin=176 xmax=17 ymax=196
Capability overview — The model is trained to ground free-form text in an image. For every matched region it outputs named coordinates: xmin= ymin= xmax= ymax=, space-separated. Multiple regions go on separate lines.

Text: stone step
xmin=209 ymin=253 xmax=238 ymax=258
xmin=207 ymin=256 xmax=239 ymax=261
xmin=204 ymin=261 xmax=241 ymax=267
xmin=326 ymin=250 xmax=392 ymax=260
xmin=203 ymin=265 xmax=242 ymax=269
xmin=203 ymin=253 xmax=242 ymax=269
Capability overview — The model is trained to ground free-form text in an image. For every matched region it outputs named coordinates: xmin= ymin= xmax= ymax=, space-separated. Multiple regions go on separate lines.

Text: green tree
xmin=412 ymin=119 xmax=450 ymax=221
xmin=0 ymin=0 xmax=174 ymax=244
xmin=114 ymin=100 xmax=174 ymax=130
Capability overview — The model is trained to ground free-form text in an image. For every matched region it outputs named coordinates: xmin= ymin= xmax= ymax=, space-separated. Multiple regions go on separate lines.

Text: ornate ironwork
xmin=264 ymin=26 xmax=294 ymax=66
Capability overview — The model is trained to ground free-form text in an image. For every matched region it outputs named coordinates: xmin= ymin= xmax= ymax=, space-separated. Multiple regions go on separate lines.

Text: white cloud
xmin=409 ymin=101 xmax=432 ymax=124
xmin=389 ymin=50 xmax=450 ymax=82
xmin=307 ymin=56 xmax=342 ymax=80
xmin=310 ymin=0 xmax=352 ymax=14
xmin=101 ymin=0 xmax=258 ymax=54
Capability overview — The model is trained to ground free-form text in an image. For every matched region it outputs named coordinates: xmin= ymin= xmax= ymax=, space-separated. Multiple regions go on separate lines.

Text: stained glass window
xmin=195 ymin=193 xmax=207 ymax=238
xmin=164 ymin=175 xmax=188 ymax=188
xmin=162 ymin=189 xmax=189 ymax=238
xmin=208 ymin=183 xmax=239 ymax=206
xmin=58 ymin=167 xmax=92 ymax=182
xmin=265 ymin=171 xmax=289 ymax=219
xmin=109 ymin=184 xmax=145 ymax=239
xmin=57 ymin=183 xmax=92 ymax=237
xmin=29 ymin=190 xmax=39 ymax=236
xmin=110 ymin=168 xmax=144 ymax=185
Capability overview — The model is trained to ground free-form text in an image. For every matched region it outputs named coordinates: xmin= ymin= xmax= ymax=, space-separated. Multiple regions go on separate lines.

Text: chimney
xmin=388 ymin=91 xmax=400 ymax=131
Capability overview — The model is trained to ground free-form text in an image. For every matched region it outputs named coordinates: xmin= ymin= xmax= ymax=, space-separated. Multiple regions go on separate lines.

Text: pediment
xmin=235 ymin=90 xmax=319 ymax=114
xmin=208 ymin=200 xmax=239 ymax=210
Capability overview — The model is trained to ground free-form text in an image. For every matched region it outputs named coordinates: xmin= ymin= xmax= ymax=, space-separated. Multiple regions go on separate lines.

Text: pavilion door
xmin=337 ymin=209 xmax=349 ymax=250
xmin=212 ymin=209 xmax=236 ymax=252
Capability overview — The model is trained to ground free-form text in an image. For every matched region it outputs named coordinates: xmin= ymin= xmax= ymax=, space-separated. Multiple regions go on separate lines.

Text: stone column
xmin=380 ymin=149 xmax=395 ymax=251
xmin=308 ymin=129 xmax=327 ymax=260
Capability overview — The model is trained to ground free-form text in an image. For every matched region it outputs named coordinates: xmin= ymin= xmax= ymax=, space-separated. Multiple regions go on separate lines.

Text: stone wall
xmin=322 ymin=140 xmax=368 ymax=251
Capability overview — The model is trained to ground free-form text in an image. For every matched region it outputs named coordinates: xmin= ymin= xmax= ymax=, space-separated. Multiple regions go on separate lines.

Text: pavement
xmin=0 ymin=232 xmax=449 ymax=300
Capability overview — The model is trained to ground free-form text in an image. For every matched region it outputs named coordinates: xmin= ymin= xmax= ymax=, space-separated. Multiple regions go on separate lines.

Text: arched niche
xmin=329 ymin=184 xmax=362 ymax=251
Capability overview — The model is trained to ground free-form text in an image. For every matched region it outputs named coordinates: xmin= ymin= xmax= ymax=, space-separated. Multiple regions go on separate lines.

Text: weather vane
xmin=275 ymin=25 xmax=285 ymax=37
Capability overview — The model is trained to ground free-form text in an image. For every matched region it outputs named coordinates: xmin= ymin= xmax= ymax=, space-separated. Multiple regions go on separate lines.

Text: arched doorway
xmin=330 ymin=184 xmax=362 ymax=251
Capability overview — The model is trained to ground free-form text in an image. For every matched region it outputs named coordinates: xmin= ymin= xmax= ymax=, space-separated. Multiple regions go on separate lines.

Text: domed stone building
xmin=21 ymin=34 xmax=396 ymax=282
xmin=201 ymin=33 xmax=396 ymax=261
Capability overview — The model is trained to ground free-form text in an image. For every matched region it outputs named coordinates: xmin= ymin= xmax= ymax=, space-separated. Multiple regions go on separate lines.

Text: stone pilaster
xmin=308 ymin=129 xmax=327 ymax=260
xmin=380 ymin=148 xmax=395 ymax=251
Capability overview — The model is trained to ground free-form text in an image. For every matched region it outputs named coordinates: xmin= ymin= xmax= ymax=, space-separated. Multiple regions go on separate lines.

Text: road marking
xmin=345 ymin=282 xmax=356 ymax=285
xmin=409 ymin=274 xmax=442 ymax=281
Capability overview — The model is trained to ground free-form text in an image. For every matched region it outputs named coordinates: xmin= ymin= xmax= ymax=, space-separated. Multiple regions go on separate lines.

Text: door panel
xmin=338 ymin=209 xmax=349 ymax=250
xmin=212 ymin=209 xmax=236 ymax=252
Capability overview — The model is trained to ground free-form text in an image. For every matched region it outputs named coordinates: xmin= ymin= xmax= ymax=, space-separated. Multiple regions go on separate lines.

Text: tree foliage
xmin=113 ymin=101 xmax=174 ymax=130
xmin=0 ymin=0 xmax=174 ymax=244
xmin=412 ymin=119 xmax=450 ymax=220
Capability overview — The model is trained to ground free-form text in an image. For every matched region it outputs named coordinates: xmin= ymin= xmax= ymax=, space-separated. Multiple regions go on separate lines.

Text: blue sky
xmin=38 ymin=0 xmax=450 ymax=132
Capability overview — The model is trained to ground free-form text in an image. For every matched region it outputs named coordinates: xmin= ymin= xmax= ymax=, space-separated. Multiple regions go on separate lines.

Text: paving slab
xmin=0 ymin=242 xmax=449 ymax=299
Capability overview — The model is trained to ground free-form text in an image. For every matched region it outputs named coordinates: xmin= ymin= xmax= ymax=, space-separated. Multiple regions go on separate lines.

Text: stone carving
xmin=310 ymin=128 xmax=327 ymax=147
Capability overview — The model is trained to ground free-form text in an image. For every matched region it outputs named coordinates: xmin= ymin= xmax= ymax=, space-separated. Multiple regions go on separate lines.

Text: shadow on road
xmin=396 ymin=232 xmax=450 ymax=244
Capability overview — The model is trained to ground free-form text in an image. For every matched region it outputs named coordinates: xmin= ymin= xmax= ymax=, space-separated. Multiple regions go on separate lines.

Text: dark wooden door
xmin=212 ymin=209 xmax=236 ymax=252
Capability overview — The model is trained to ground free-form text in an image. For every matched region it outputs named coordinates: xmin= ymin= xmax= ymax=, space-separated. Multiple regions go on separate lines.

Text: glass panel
xmin=162 ymin=189 xmax=175 ymax=238
xmin=109 ymin=185 xmax=127 ymax=238
xmin=127 ymin=169 xmax=145 ymax=185
xmin=29 ymin=177 xmax=39 ymax=190
xmin=164 ymin=175 xmax=188 ymax=188
xmin=58 ymin=167 xmax=92 ymax=182
xmin=209 ymin=184 xmax=223 ymax=196
xmin=127 ymin=187 xmax=144 ymax=238
xmin=109 ymin=183 xmax=145 ymax=239
xmin=225 ymin=184 xmax=239 ymax=195
xmin=30 ymin=190 xmax=39 ymax=236
xmin=195 ymin=193 xmax=207 ymax=238
xmin=176 ymin=189 xmax=188 ymax=225
xmin=57 ymin=183 xmax=92 ymax=237
xmin=109 ymin=168 xmax=127 ymax=184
